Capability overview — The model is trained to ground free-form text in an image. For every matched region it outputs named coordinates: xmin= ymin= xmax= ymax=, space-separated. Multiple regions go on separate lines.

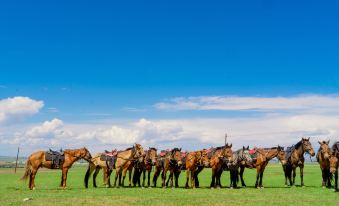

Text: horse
xmin=153 ymin=148 xmax=182 ymax=188
xmin=132 ymin=147 xmax=157 ymax=187
xmin=209 ymin=144 xmax=233 ymax=189
xmin=113 ymin=143 xmax=145 ymax=188
xmin=84 ymin=150 xmax=117 ymax=188
xmin=21 ymin=147 xmax=92 ymax=190
xmin=283 ymin=137 xmax=315 ymax=187
xmin=185 ymin=149 xmax=209 ymax=188
xmin=239 ymin=146 xmax=286 ymax=188
xmin=316 ymin=140 xmax=332 ymax=188
xmin=331 ymin=141 xmax=339 ymax=192
xmin=228 ymin=146 xmax=253 ymax=189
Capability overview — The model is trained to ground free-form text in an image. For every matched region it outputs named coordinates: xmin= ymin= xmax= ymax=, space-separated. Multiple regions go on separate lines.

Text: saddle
xmin=159 ymin=150 xmax=168 ymax=157
xmin=285 ymin=146 xmax=294 ymax=160
xmin=100 ymin=149 xmax=118 ymax=170
xmin=45 ymin=149 xmax=64 ymax=169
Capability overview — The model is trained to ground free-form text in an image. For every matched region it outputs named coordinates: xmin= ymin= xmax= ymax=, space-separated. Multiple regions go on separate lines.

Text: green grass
xmin=0 ymin=164 xmax=337 ymax=206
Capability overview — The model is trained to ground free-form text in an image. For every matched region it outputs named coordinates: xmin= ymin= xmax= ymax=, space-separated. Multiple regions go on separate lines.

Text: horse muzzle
xmin=330 ymin=168 xmax=337 ymax=174
xmin=281 ymin=160 xmax=287 ymax=165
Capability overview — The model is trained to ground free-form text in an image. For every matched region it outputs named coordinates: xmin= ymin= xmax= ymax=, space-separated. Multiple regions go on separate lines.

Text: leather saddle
xmin=100 ymin=149 xmax=118 ymax=170
xmin=45 ymin=149 xmax=65 ymax=169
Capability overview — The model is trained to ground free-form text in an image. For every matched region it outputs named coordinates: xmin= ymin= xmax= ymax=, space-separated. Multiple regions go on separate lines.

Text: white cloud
xmin=0 ymin=97 xmax=44 ymax=124
xmin=2 ymin=115 xmax=339 ymax=156
xmin=155 ymin=95 xmax=339 ymax=114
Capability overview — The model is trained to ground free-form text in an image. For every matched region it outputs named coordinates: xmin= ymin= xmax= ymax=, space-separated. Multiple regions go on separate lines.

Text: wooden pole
xmin=225 ymin=133 xmax=227 ymax=145
xmin=14 ymin=147 xmax=19 ymax=173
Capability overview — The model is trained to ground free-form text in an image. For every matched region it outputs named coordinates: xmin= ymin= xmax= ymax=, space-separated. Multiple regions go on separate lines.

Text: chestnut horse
xmin=239 ymin=146 xmax=286 ymax=188
xmin=21 ymin=148 xmax=92 ymax=190
xmin=141 ymin=148 xmax=157 ymax=187
xmin=153 ymin=148 xmax=182 ymax=188
xmin=185 ymin=149 xmax=209 ymax=188
xmin=113 ymin=144 xmax=145 ymax=188
xmin=331 ymin=141 xmax=339 ymax=191
xmin=283 ymin=137 xmax=315 ymax=187
xmin=209 ymin=144 xmax=233 ymax=188
xmin=316 ymin=140 xmax=332 ymax=188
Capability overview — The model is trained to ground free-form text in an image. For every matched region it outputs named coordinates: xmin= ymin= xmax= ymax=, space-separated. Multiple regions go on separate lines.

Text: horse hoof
xmin=211 ymin=187 xmax=214 ymax=190
xmin=284 ymin=185 xmax=288 ymax=187
xmin=257 ymin=187 xmax=260 ymax=189
xmin=333 ymin=189 xmax=337 ymax=192
xmin=230 ymin=187 xmax=233 ymax=189
xmin=32 ymin=187 xmax=36 ymax=190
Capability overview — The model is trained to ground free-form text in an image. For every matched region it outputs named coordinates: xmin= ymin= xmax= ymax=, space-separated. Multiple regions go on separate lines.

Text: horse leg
xmin=195 ymin=166 xmax=203 ymax=188
xmin=300 ymin=165 xmax=304 ymax=187
xmin=185 ymin=170 xmax=190 ymax=188
xmin=93 ymin=167 xmax=100 ymax=188
xmin=210 ymin=169 xmax=216 ymax=188
xmin=191 ymin=170 xmax=196 ymax=189
xmin=321 ymin=169 xmax=326 ymax=188
xmin=334 ymin=170 xmax=338 ymax=192
xmin=255 ymin=168 xmax=260 ymax=188
xmin=128 ymin=168 xmax=132 ymax=187
xmin=107 ymin=169 xmax=112 ymax=188
xmin=153 ymin=168 xmax=160 ymax=187
xmin=292 ymin=167 xmax=296 ymax=186
xmin=166 ymin=172 xmax=172 ymax=187
xmin=216 ymin=169 xmax=221 ymax=188
xmin=259 ymin=170 xmax=264 ymax=188
xmin=175 ymin=171 xmax=180 ymax=188
xmin=170 ymin=171 xmax=174 ymax=188
xmin=119 ymin=170 xmax=123 ymax=187
xmin=240 ymin=166 xmax=246 ymax=187
xmin=62 ymin=168 xmax=69 ymax=189
xmin=113 ymin=169 xmax=119 ymax=188
xmin=30 ymin=168 xmax=38 ymax=190
xmin=162 ymin=170 xmax=167 ymax=188
xmin=147 ymin=170 xmax=151 ymax=187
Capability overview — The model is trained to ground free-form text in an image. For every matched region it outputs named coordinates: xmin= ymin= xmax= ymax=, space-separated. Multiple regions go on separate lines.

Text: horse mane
xmin=124 ymin=146 xmax=134 ymax=151
xmin=332 ymin=141 xmax=339 ymax=152
xmin=149 ymin=147 xmax=157 ymax=151
xmin=171 ymin=147 xmax=181 ymax=152
xmin=215 ymin=145 xmax=226 ymax=150
xmin=293 ymin=141 xmax=302 ymax=149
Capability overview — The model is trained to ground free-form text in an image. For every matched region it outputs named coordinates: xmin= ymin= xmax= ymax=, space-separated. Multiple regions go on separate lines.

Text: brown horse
xmin=316 ymin=140 xmax=332 ymax=188
xmin=330 ymin=141 xmax=339 ymax=192
xmin=21 ymin=148 xmax=92 ymax=190
xmin=132 ymin=147 xmax=158 ymax=187
xmin=185 ymin=149 xmax=209 ymax=188
xmin=239 ymin=146 xmax=286 ymax=188
xmin=209 ymin=144 xmax=233 ymax=188
xmin=284 ymin=137 xmax=315 ymax=187
xmin=153 ymin=148 xmax=182 ymax=188
xmin=141 ymin=147 xmax=157 ymax=187
xmin=84 ymin=150 xmax=117 ymax=188
xmin=113 ymin=143 xmax=145 ymax=188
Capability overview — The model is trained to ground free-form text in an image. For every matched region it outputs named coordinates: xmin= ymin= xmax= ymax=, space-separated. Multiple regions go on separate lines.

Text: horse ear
xmin=229 ymin=143 xmax=232 ymax=148
xmin=318 ymin=141 xmax=322 ymax=145
xmin=180 ymin=148 xmax=182 ymax=151
xmin=243 ymin=146 xmax=245 ymax=150
xmin=327 ymin=140 xmax=330 ymax=145
xmin=247 ymin=146 xmax=249 ymax=150
xmin=307 ymin=137 xmax=310 ymax=141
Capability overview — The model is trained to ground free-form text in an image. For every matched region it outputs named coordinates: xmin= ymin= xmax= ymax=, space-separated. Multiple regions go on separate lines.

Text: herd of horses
xmin=21 ymin=138 xmax=339 ymax=192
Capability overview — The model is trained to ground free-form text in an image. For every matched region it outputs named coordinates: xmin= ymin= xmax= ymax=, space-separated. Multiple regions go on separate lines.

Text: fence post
xmin=14 ymin=147 xmax=19 ymax=173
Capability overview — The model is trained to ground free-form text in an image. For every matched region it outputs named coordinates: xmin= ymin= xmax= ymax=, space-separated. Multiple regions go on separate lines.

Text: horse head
xmin=302 ymin=137 xmax=315 ymax=156
xmin=171 ymin=147 xmax=182 ymax=166
xmin=223 ymin=143 xmax=233 ymax=161
xmin=318 ymin=140 xmax=331 ymax=160
xmin=200 ymin=149 xmax=210 ymax=167
xmin=134 ymin=143 xmax=145 ymax=161
xmin=148 ymin=147 xmax=158 ymax=165
xmin=277 ymin=145 xmax=286 ymax=165
xmin=240 ymin=146 xmax=252 ymax=166
xmin=80 ymin=147 xmax=92 ymax=162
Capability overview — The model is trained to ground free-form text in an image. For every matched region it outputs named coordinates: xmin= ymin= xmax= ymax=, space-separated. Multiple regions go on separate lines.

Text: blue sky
xmin=0 ymin=1 xmax=339 ymax=155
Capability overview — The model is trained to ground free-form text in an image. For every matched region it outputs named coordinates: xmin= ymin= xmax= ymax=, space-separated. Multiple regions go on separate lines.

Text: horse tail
xmin=21 ymin=159 xmax=32 ymax=181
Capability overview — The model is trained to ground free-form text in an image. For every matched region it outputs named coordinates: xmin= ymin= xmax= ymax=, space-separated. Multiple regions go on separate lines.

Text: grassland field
xmin=0 ymin=163 xmax=338 ymax=206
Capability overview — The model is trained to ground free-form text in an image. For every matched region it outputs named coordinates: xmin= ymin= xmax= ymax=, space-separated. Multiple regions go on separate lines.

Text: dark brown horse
xmin=153 ymin=148 xmax=182 ymax=188
xmin=185 ymin=149 xmax=209 ymax=188
xmin=132 ymin=147 xmax=157 ymax=187
xmin=284 ymin=137 xmax=315 ymax=187
xmin=316 ymin=140 xmax=332 ymax=188
xmin=21 ymin=148 xmax=92 ymax=190
xmin=239 ymin=146 xmax=286 ymax=188
xmin=113 ymin=144 xmax=145 ymax=188
xmin=331 ymin=141 xmax=339 ymax=192
xmin=209 ymin=144 xmax=233 ymax=188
